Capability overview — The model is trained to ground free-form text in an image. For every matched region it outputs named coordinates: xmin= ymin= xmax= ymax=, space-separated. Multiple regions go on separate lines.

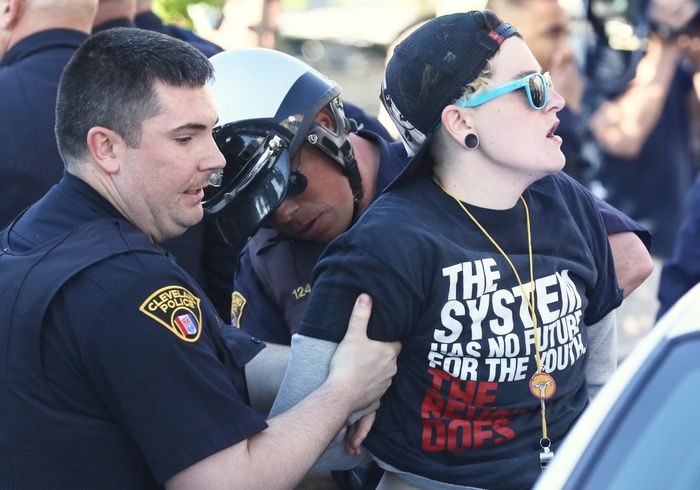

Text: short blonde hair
xmin=456 ymin=58 xmax=495 ymax=103
xmin=428 ymin=59 xmax=496 ymax=163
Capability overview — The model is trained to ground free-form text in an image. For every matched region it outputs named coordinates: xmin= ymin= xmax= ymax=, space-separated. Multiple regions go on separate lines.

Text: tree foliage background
xmin=153 ymin=0 xmax=225 ymax=28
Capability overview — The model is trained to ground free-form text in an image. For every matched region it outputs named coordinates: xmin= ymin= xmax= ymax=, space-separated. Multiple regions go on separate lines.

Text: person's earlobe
xmin=1 ymin=0 xmax=21 ymax=29
xmin=87 ymin=127 xmax=122 ymax=175
xmin=440 ymin=104 xmax=476 ymax=149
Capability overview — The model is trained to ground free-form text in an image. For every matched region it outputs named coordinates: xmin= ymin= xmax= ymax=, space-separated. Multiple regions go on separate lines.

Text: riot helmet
xmin=204 ymin=48 xmax=362 ymax=248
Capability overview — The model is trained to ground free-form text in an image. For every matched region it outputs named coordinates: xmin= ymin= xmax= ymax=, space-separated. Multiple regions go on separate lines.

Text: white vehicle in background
xmin=535 ymin=284 xmax=700 ymax=489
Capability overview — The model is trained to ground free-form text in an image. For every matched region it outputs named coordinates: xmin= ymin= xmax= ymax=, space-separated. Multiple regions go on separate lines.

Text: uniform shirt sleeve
xmin=594 ymin=195 xmax=652 ymax=250
xmin=60 ymin=259 xmax=267 ymax=484
xmin=233 ymin=244 xmax=292 ymax=344
xmin=299 ymin=240 xmax=423 ymax=343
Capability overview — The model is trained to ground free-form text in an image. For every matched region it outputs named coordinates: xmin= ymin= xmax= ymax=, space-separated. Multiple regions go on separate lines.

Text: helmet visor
xmin=203 ymin=123 xmax=291 ymax=247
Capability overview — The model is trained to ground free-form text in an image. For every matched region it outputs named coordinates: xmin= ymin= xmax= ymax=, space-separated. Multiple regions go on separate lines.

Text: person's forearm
xmin=166 ymin=376 xmax=358 ymax=490
xmin=591 ymin=36 xmax=680 ymax=158
xmin=245 ymin=378 xmax=362 ymax=487
xmin=608 ymin=232 xmax=654 ymax=297
xmin=693 ymin=72 xmax=700 ymax=100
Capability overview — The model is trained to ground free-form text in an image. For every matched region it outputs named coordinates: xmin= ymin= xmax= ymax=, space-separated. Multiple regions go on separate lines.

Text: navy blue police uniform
xmin=91 ymin=17 xmax=135 ymax=32
xmin=0 ymin=29 xmax=88 ymax=228
xmin=0 ymin=173 xmax=267 ymax=489
xmin=299 ymin=171 xmax=623 ymax=489
xmin=234 ymin=131 xmax=649 ymax=345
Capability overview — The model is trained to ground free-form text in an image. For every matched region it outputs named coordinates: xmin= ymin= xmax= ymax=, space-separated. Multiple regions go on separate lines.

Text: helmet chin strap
xmin=305 ymin=97 xmax=364 ymax=220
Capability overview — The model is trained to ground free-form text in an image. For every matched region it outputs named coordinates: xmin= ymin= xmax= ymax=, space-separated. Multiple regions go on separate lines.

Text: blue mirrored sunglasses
xmin=456 ymin=72 xmax=553 ymax=110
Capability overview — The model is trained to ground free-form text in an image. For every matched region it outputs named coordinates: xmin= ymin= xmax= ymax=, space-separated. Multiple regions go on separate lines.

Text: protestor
xmin=211 ymin=47 xmax=649 ymax=354
xmin=0 ymin=0 xmax=97 ymax=228
xmin=270 ymin=11 xmax=623 ymax=489
xmin=0 ymin=28 xmax=399 ymax=490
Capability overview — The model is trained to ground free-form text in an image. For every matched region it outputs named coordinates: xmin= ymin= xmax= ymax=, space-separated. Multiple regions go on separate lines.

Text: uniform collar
xmin=0 ymin=29 xmax=88 ymax=68
xmin=8 ymin=172 xmax=128 ymax=249
xmin=134 ymin=10 xmax=166 ymax=32
xmin=92 ymin=18 xmax=136 ymax=34
xmin=356 ymin=128 xmax=409 ymax=200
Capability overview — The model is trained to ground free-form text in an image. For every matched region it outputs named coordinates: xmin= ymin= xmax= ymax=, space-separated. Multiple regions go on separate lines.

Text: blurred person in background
xmin=657 ymin=24 xmax=700 ymax=317
xmin=486 ymin=0 xmax=590 ymax=185
xmin=0 ymin=0 xmax=97 ymax=228
xmin=587 ymin=0 xmax=700 ymax=259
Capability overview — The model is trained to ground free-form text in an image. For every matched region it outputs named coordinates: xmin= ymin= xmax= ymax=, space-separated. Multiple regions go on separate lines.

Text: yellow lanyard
xmin=434 ymin=178 xmax=555 ymax=464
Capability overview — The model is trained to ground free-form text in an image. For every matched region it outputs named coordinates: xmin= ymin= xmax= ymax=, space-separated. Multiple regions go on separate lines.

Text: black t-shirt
xmin=300 ymin=172 xmax=622 ymax=489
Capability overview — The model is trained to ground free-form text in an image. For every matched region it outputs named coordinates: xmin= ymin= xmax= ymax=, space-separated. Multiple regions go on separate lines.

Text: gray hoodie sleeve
xmin=269 ymin=334 xmax=370 ymax=472
xmin=585 ymin=310 xmax=618 ymax=401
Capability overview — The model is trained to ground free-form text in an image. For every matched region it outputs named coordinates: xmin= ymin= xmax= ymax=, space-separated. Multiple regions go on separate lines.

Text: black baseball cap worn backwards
xmin=380 ymin=11 xmax=519 ymax=188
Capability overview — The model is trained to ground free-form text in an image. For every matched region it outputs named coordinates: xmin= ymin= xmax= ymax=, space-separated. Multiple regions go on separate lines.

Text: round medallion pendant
xmin=529 ymin=372 xmax=557 ymax=400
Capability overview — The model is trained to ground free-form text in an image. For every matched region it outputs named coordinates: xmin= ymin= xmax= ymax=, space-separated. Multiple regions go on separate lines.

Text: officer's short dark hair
xmin=55 ymin=27 xmax=214 ymax=167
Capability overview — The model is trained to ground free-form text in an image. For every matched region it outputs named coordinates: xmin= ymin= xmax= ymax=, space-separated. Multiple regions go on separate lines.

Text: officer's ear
xmin=314 ymin=107 xmax=336 ymax=132
xmin=1 ymin=0 xmax=21 ymax=29
xmin=86 ymin=126 xmax=123 ymax=175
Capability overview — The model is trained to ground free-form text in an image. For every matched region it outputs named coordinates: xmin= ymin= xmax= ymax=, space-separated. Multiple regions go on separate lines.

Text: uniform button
xmin=251 ymin=337 xmax=261 ymax=344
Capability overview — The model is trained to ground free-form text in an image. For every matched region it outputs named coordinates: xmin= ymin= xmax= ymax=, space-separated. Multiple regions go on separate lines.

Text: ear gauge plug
xmin=464 ymin=133 xmax=479 ymax=149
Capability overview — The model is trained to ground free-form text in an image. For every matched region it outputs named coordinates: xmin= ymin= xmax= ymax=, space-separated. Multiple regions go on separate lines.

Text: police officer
xmin=210 ymin=48 xmax=652 ymax=351
xmin=0 ymin=28 xmax=399 ymax=489
xmin=0 ymin=0 xmax=98 ymax=228
xmin=90 ymin=0 xmax=231 ymax=316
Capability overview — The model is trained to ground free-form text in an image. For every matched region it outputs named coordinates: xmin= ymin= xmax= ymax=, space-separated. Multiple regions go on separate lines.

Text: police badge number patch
xmin=139 ymin=285 xmax=203 ymax=342
xmin=230 ymin=291 xmax=247 ymax=328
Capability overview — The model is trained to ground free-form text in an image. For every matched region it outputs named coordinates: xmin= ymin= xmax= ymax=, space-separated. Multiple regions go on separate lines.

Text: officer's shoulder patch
xmin=230 ymin=291 xmax=247 ymax=328
xmin=139 ymin=285 xmax=202 ymax=342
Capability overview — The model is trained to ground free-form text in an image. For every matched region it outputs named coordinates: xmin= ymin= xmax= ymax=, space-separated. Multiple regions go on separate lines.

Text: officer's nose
xmin=203 ymin=135 xmax=226 ymax=172
xmin=270 ymin=199 xmax=299 ymax=227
